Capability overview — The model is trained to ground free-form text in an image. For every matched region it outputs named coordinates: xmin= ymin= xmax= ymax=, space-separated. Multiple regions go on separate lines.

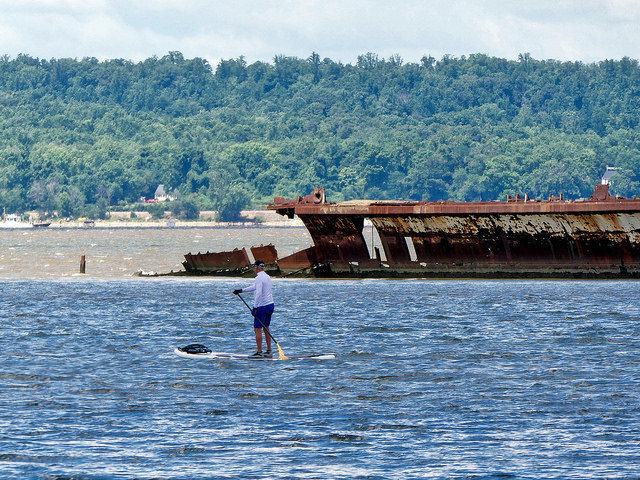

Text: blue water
xmin=2 ymin=279 xmax=640 ymax=479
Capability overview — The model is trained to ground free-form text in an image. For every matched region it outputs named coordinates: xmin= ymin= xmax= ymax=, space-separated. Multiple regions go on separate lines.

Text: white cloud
xmin=0 ymin=0 xmax=638 ymax=64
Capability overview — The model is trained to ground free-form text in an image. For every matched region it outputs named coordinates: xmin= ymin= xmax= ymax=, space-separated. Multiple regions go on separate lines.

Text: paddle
xmin=236 ymin=293 xmax=288 ymax=360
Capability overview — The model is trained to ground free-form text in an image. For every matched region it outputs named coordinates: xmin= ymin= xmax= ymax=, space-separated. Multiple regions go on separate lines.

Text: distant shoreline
xmin=31 ymin=209 xmax=306 ymax=229
xmin=44 ymin=221 xmax=306 ymax=229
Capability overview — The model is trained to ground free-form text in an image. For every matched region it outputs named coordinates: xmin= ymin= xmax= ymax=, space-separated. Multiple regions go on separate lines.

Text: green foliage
xmin=213 ymin=185 xmax=251 ymax=222
xmin=170 ymin=197 xmax=200 ymax=219
xmin=83 ymin=197 xmax=108 ymax=220
xmin=0 ymin=51 xmax=640 ymax=217
xmin=146 ymin=202 xmax=166 ymax=219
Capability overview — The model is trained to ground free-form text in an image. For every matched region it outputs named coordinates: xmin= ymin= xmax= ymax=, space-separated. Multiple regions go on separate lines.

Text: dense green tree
xmin=213 ymin=185 xmax=251 ymax=222
xmin=1 ymin=51 xmax=640 ymax=218
xmin=146 ymin=202 xmax=166 ymax=219
xmin=170 ymin=196 xmax=200 ymax=219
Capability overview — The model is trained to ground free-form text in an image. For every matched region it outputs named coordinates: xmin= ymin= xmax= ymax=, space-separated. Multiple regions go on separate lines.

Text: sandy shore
xmin=44 ymin=210 xmax=306 ymax=228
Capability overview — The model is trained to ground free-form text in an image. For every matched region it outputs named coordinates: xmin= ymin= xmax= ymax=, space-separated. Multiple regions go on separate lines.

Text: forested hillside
xmin=1 ymin=51 xmax=639 ymax=218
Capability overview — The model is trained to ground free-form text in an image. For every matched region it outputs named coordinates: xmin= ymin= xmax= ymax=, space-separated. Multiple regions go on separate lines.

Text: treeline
xmin=1 ymin=51 xmax=639 ymax=219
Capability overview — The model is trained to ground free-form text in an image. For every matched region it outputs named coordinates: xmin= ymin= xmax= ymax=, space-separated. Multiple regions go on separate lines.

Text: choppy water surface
xmin=0 ymin=226 xmax=313 ymax=278
xmin=1 ymin=229 xmax=640 ymax=479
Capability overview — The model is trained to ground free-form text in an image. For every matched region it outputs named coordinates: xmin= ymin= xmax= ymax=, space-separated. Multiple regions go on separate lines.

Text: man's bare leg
xmin=254 ymin=327 xmax=263 ymax=352
xmin=265 ymin=330 xmax=272 ymax=352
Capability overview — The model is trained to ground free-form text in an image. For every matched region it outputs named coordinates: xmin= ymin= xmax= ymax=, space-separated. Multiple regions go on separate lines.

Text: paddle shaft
xmin=236 ymin=293 xmax=280 ymax=345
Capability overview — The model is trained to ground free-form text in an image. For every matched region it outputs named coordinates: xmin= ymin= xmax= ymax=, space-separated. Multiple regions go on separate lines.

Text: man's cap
xmin=253 ymin=260 xmax=265 ymax=268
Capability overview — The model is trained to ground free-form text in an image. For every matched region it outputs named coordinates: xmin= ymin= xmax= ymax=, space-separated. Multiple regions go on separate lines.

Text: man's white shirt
xmin=241 ymin=271 xmax=274 ymax=307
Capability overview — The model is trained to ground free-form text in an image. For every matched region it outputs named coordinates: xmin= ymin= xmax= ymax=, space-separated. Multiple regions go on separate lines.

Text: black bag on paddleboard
xmin=178 ymin=344 xmax=212 ymax=354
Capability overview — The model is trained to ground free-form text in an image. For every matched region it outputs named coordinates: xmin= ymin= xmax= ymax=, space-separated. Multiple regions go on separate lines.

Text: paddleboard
xmin=174 ymin=348 xmax=335 ymax=361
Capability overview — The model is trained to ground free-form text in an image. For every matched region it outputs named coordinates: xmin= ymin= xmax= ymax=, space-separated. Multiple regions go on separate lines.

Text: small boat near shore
xmin=0 ymin=211 xmax=50 ymax=229
xmin=0 ymin=213 xmax=33 ymax=229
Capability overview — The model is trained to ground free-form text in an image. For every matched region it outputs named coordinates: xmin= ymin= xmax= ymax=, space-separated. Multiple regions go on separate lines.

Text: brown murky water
xmin=0 ymin=227 xmax=313 ymax=279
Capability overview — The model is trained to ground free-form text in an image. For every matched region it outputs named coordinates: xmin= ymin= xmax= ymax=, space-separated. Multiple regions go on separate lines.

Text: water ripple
xmin=1 ymin=279 xmax=640 ymax=478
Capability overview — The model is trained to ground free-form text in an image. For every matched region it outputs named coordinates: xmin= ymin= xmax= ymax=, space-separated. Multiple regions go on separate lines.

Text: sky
xmin=1 ymin=0 xmax=639 ymax=66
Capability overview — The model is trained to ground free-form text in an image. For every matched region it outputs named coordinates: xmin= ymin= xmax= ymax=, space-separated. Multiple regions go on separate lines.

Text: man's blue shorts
xmin=253 ymin=303 xmax=274 ymax=329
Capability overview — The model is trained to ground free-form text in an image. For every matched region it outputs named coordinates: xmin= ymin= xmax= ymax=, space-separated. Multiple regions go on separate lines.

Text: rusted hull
xmin=183 ymin=248 xmax=251 ymax=275
xmin=179 ymin=185 xmax=640 ymax=279
xmin=183 ymin=245 xmax=282 ymax=276
xmin=369 ymin=213 xmax=640 ymax=267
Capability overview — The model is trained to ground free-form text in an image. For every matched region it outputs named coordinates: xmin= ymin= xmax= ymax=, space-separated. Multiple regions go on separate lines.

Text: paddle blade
xmin=277 ymin=344 xmax=288 ymax=360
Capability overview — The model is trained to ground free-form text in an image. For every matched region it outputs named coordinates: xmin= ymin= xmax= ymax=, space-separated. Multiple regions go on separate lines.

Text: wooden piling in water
xmin=80 ymin=255 xmax=86 ymax=274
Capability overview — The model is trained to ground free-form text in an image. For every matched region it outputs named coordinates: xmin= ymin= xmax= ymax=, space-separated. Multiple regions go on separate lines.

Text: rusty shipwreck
xmin=182 ymin=177 xmax=640 ymax=279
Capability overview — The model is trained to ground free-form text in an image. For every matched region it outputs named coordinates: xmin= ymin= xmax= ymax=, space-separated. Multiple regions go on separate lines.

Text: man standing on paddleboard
xmin=233 ymin=260 xmax=274 ymax=357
